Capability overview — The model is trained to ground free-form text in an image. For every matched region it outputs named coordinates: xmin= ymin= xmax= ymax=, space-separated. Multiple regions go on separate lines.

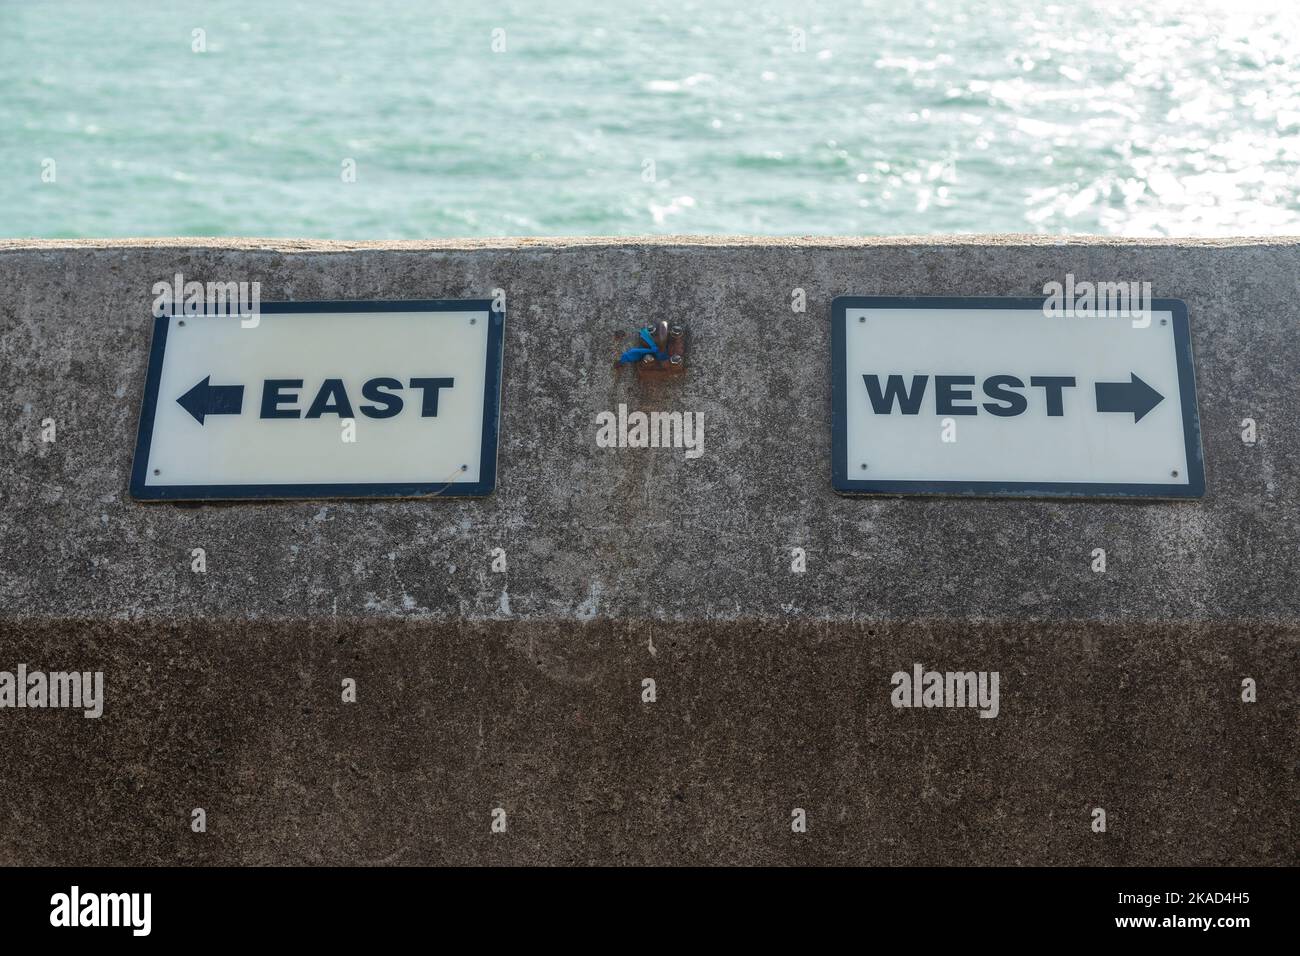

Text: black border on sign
xmin=129 ymin=299 xmax=505 ymax=501
xmin=830 ymin=295 xmax=1206 ymax=499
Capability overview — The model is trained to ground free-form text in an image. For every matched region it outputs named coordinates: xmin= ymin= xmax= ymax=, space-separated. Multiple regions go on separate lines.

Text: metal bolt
xmin=669 ymin=355 xmax=683 ymax=366
xmin=1171 ymin=469 xmax=1179 ymax=477
xmin=641 ymin=354 xmax=656 ymax=365
xmin=178 ymin=320 xmax=186 ymax=327
xmin=859 ymin=316 xmax=866 ymax=323
xmin=461 ymin=464 xmax=468 ymax=471
xmin=669 ymin=324 xmax=684 ymax=338
xmin=153 ymin=468 xmax=160 ymax=475
xmin=470 ymin=317 xmax=477 ymax=325
xmin=860 ymin=463 xmax=868 ymax=470
xmin=1160 ymin=319 xmax=1167 ymax=325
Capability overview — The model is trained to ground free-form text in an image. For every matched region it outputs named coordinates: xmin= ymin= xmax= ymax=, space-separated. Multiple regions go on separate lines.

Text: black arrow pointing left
xmin=177 ymin=376 xmax=244 ymax=425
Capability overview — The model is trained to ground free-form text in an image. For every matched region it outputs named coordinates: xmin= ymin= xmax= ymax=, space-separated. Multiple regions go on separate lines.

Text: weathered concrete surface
xmin=0 ymin=237 xmax=1296 ymax=865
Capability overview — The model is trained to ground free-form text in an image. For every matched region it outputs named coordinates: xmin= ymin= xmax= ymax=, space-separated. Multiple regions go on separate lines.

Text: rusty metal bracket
xmin=617 ymin=320 xmax=686 ymax=376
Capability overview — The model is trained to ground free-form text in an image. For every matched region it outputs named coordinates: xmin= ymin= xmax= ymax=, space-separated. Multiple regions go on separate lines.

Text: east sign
xmin=131 ymin=300 xmax=504 ymax=500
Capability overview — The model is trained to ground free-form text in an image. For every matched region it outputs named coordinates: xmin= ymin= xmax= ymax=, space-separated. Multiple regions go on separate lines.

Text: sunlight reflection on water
xmin=2 ymin=0 xmax=1298 ymax=238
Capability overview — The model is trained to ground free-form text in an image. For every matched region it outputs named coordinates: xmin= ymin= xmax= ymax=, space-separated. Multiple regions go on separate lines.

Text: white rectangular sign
xmin=832 ymin=296 xmax=1204 ymax=498
xmin=131 ymin=300 xmax=504 ymax=500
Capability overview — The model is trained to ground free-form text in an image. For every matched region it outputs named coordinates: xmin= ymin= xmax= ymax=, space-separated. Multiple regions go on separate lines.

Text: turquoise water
xmin=3 ymin=0 xmax=1300 ymax=239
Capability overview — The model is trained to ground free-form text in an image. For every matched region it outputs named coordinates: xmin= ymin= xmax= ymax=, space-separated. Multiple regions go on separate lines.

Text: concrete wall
xmin=0 ymin=237 xmax=1295 ymax=865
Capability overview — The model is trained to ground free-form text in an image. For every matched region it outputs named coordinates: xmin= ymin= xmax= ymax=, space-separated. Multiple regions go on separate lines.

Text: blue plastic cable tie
xmin=617 ymin=327 xmax=668 ymax=364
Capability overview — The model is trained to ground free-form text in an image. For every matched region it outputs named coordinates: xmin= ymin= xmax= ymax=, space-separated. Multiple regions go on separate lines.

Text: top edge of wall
xmin=2 ymin=234 xmax=1299 ymax=254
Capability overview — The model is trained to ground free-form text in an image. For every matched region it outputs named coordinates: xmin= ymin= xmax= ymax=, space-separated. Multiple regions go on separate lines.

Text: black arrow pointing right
xmin=1095 ymin=373 xmax=1164 ymax=423
xmin=177 ymin=376 xmax=245 ymax=425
